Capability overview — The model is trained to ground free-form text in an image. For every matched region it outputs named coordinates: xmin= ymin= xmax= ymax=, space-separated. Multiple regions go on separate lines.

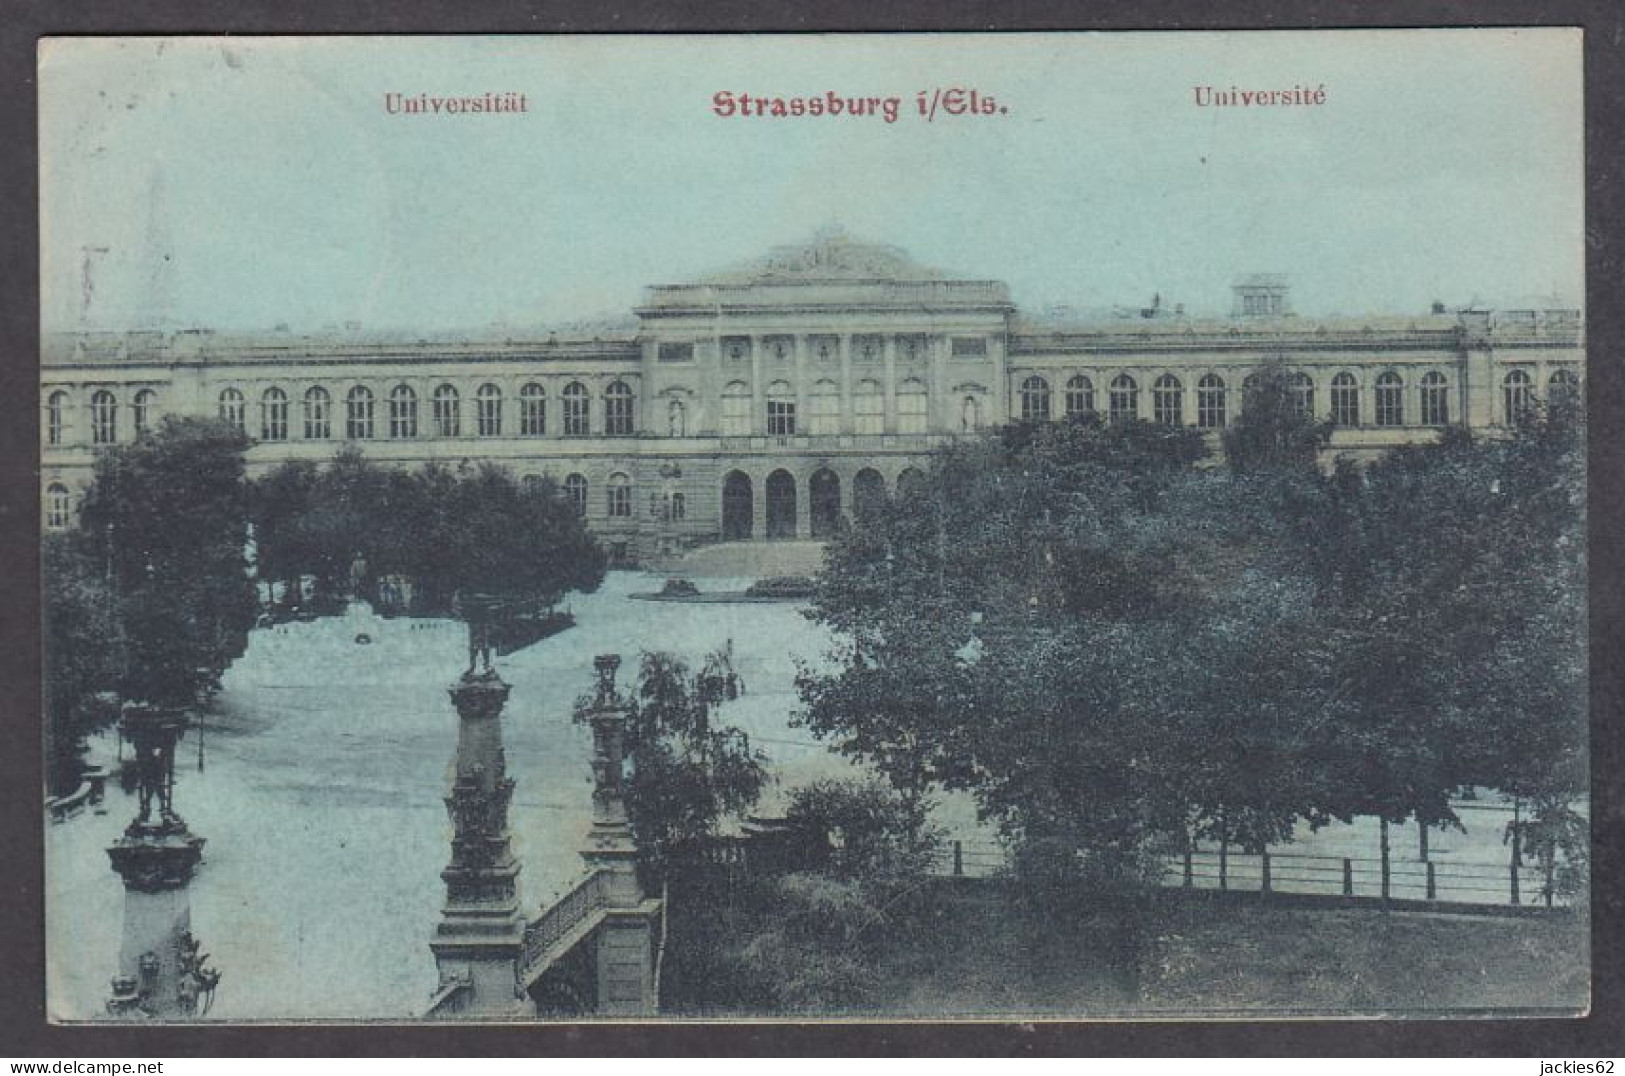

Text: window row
xmin=719 ymin=379 xmax=935 ymax=436
xmin=1016 ymin=368 xmax=1580 ymax=429
xmin=45 ymin=389 xmax=160 ymax=446
xmin=215 ymin=381 xmax=636 ymax=442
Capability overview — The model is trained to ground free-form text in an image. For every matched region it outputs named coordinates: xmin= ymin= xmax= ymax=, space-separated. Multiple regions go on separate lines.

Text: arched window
xmin=433 ymin=384 xmax=461 ymax=437
xmin=961 ymin=394 xmax=983 ymax=432
xmin=1065 ymin=375 xmax=1094 ymax=418
xmin=1375 ymin=371 xmax=1404 ymax=427
xmin=564 ymin=473 xmax=588 ymax=516
xmin=1020 ymin=376 xmax=1051 ymax=422
xmin=562 ymin=382 xmax=590 ymax=437
xmin=261 ymin=387 xmax=290 ymax=441
xmin=346 ymin=385 xmax=374 ymax=440
xmin=1197 ymin=375 xmax=1227 ymax=429
xmin=1153 ymin=374 xmax=1184 ymax=426
xmin=45 ymin=483 xmax=72 ymax=530
xmin=1420 ymin=371 xmax=1450 ymax=426
xmin=897 ymin=379 xmax=928 ymax=434
xmin=388 ymin=384 xmax=417 ymax=439
xmin=604 ymin=381 xmax=634 ymax=436
xmin=521 ymin=474 xmax=543 ymax=492
xmin=304 ymin=386 xmax=332 ymax=439
xmin=854 ymin=380 xmax=884 ymax=435
xmin=1108 ymin=375 xmax=1138 ymax=424
xmin=722 ymin=381 xmax=751 ymax=437
xmin=217 ymin=389 xmax=244 ymax=435
xmin=132 ymin=389 xmax=157 ymax=438
xmin=1548 ymin=368 xmax=1581 ymax=408
xmin=46 ymin=391 xmax=69 ymax=446
xmin=607 ymin=472 xmax=632 ymax=518
xmin=808 ymin=381 xmax=839 ymax=436
xmin=766 ymin=380 xmax=796 ymax=437
xmin=1287 ymin=372 xmax=1315 ymax=418
xmin=476 ymin=383 xmax=503 ymax=437
xmin=1330 ymin=372 xmax=1359 ymax=426
xmin=1503 ymin=369 xmax=1533 ymax=426
xmin=520 ymin=383 xmax=546 ymax=437
xmin=666 ymin=397 xmax=686 ymax=438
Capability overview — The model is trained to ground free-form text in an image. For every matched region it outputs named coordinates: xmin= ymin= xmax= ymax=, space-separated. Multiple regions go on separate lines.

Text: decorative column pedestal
xmin=580 ymin=655 xmax=659 ymax=1016
xmin=104 ymin=705 xmax=219 ymax=1020
xmin=429 ymin=670 xmax=527 ymax=1018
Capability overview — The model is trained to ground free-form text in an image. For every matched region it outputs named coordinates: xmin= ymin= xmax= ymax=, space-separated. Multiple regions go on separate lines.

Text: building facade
xmin=41 ymin=229 xmax=1585 ymax=562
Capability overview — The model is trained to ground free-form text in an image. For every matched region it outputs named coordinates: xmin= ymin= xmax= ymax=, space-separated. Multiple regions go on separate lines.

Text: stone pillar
xmin=882 ymin=335 xmax=898 ymax=435
xmin=429 ymin=671 xmax=526 ymax=1018
xmin=580 ymin=655 xmax=659 ymax=1016
xmin=792 ymin=336 xmax=808 ymax=438
xmin=105 ymin=704 xmax=219 ymax=1020
xmin=838 ymin=334 xmax=854 ymax=434
xmin=751 ymin=470 xmax=767 ymax=540
xmin=749 ymin=335 xmax=765 ymax=436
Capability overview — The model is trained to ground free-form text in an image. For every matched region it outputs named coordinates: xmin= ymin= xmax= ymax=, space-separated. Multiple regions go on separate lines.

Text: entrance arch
xmin=722 ymin=471 xmax=753 ymax=540
xmin=765 ymin=469 xmax=798 ymax=539
xmin=809 ymin=468 xmax=842 ymax=538
xmin=853 ymin=468 xmax=886 ymax=522
xmin=897 ymin=467 xmax=928 ymax=499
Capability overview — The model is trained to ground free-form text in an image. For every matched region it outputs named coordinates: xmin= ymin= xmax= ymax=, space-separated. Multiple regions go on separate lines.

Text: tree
xmin=250 ymin=454 xmax=606 ymax=614
xmin=582 ymin=648 xmax=768 ymax=883
xmin=1221 ymin=359 xmax=1334 ymax=472
xmin=75 ymin=416 xmax=257 ymax=710
xmin=42 ymin=533 xmax=120 ymax=793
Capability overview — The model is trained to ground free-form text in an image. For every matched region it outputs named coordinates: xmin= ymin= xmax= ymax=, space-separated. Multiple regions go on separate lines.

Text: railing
xmin=923 ymin=833 xmax=1571 ymax=909
xmin=1165 ymin=847 xmax=1566 ymax=908
xmin=518 ymin=869 xmax=610 ymax=985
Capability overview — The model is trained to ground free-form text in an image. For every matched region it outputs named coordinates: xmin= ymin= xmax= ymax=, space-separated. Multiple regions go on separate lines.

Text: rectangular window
xmin=767 ymin=400 xmax=796 ymax=437
xmin=854 ymin=394 xmax=883 ymax=435
xmin=347 ymin=398 xmax=373 ymax=440
xmin=477 ymin=396 xmax=502 ymax=437
xmin=951 ymin=337 xmax=989 ymax=360
xmin=305 ymin=397 xmax=331 ymax=440
xmin=658 ymin=343 xmax=695 ymax=363
xmin=389 ymin=398 xmax=415 ymax=439
xmin=722 ymin=393 xmax=751 ymax=436
xmin=1420 ymin=383 xmax=1450 ymax=426
xmin=563 ymin=395 xmax=589 ymax=437
xmin=264 ymin=399 xmax=290 ymax=441
xmin=608 ymin=486 xmax=631 ymax=518
xmin=1197 ymin=388 xmax=1226 ymax=429
xmin=1331 ymin=385 xmax=1359 ymax=426
xmin=1375 ymin=387 xmax=1404 ymax=427
xmin=808 ymin=394 xmax=840 ymax=435
xmin=604 ymin=394 xmax=634 ymax=436
xmin=520 ymin=396 xmax=545 ymax=436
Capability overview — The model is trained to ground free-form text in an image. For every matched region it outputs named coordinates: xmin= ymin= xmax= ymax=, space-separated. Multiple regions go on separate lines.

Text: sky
xmin=38 ymin=31 xmax=1584 ymax=333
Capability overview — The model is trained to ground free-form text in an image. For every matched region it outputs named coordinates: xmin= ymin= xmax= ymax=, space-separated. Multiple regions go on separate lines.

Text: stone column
xmin=749 ymin=335 xmax=765 ymax=436
xmin=580 ymin=655 xmax=658 ymax=1015
xmin=105 ymin=704 xmax=219 ymax=1021
xmin=429 ymin=670 xmax=526 ymax=1018
xmin=838 ymin=335 xmax=854 ymax=434
xmin=752 ymin=470 xmax=769 ymax=540
xmin=792 ymin=336 xmax=808 ymax=438
xmin=882 ymin=335 xmax=898 ymax=435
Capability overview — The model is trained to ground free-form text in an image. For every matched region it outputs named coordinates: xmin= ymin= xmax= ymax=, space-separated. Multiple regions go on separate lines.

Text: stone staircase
xmin=648 ymin=540 xmax=827 ymax=580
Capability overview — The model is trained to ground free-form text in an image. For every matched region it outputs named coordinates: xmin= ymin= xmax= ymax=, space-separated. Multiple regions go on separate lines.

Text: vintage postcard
xmin=39 ymin=31 xmax=1587 ymax=1023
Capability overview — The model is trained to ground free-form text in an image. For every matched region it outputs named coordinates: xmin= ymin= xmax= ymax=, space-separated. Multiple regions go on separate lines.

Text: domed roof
xmin=695 ymin=225 xmax=951 ymax=285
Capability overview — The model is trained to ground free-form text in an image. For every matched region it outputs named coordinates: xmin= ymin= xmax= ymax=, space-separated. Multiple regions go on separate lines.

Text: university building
xmin=40 ymin=229 xmax=1584 ymax=562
